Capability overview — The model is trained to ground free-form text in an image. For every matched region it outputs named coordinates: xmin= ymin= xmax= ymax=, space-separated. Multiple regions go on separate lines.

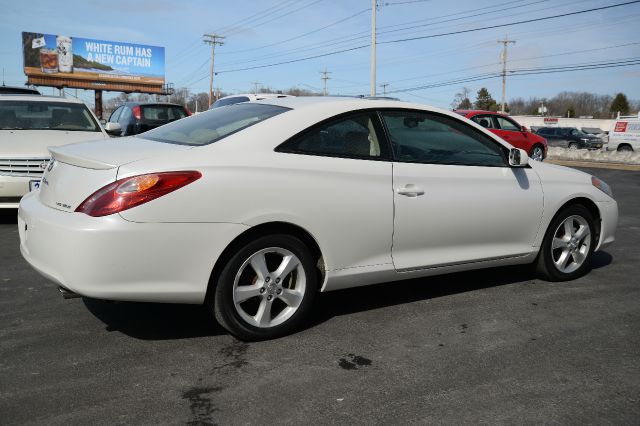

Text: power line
xmin=379 ymin=0 xmax=640 ymax=45
xmin=217 ymin=0 xmax=543 ymax=69
xmin=386 ymin=57 xmax=640 ymax=94
xmin=220 ymin=0 xmax=321 ymax=36
xmin=215 ymin=0 xmax=640 ymax=74
xmin=213 ymin=0 xmax=301 ymax=35
xmin=221 ymin=8 xmax=370 ymax=55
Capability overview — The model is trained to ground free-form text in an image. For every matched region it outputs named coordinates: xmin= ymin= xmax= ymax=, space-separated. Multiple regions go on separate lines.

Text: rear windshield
xmin=0 ymin=100 xmax=100 ymax=131
xmin=211 ymin=96 xmax=250 ymax=109
xmin=141 ymin=105 xmax=187 ymax=121
xmin=142 ymin=103 xmax=289 ymax=146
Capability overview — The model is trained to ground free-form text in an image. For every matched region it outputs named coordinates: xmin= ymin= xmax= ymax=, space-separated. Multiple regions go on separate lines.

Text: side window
xmin=495 ymin=116 xmax=520 ymax=131
xmin=471 ymin=115 xmax=495 ymax=129
xmin=380 ymin=110 xmax=507 ymax=167
xmin=109 ymin=106 xmax=123 ymax=123
xmin=118 ymin=106 xmax=131 ymax=124
xmin=277 ymin=112 xmax=387 ymax=159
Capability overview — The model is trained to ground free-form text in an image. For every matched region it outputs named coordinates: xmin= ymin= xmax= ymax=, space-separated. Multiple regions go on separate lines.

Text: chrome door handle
xmin=396 ymin=184 xmax=424 ymax=197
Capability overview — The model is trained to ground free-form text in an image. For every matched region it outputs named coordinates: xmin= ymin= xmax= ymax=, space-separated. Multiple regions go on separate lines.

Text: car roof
xmin=121 ymin=102 xmax=185 ymax=107
xmin=253 ymin=95 xmax=429 ymax=112
xmin=454 ymin=109 xmax=508 ymax=116
xmin=219 ymin=93 xmax=292 ymax=101
xmin=0 ymin=94 xmax=85 ymax=104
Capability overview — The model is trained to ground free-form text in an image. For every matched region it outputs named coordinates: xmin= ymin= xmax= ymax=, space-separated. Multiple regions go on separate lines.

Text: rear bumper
xmin=595 ymin=200 xmax=618 ymax=251
xmin=18 ymin=192 xmax=249 ymax=303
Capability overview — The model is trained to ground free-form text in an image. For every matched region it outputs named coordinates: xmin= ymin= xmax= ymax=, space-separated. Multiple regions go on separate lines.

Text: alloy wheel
xmin=550 ymin=215 xmax=591 ymax=274
xmin=232 ymin=247 xmax=306 ymax=328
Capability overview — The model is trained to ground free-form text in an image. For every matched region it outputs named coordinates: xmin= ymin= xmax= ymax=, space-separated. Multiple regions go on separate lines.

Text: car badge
xmin=47 ymin=160 xmax=56 ymax=172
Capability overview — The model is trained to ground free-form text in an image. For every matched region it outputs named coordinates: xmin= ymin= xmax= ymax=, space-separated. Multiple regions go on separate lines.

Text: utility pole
xmin=370 ymin=0 xmax=377 ymax=96
xmin=497 ymin=35 xmax=516 ymax=114
xmin=380 ymin=82 xmax=389 ymax=96
xmin=203 ymin=33 xmax=225 ymax=108
xmin=320 ymin=68 xmax=331 ymax=96
xmin=251 ymin=82 xmax=261 ymax=95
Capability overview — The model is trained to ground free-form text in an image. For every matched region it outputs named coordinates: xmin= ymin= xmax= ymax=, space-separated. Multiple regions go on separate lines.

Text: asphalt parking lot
xmin=1 ymin=166 xmax=639 ymax=425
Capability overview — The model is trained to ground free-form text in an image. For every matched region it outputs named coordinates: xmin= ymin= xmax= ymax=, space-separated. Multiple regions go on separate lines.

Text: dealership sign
xmin=22 ymin=32 xmax=165 ymax=88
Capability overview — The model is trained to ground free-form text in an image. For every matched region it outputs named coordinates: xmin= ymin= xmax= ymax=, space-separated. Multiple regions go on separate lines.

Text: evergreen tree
xmin=474 ymin=88 xmax=498 ymax=111
xmin=610 ymin=93 xmax=630 ymax=115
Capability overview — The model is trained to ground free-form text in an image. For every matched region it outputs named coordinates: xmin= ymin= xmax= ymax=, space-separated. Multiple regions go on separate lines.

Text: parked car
xmin=105 ymin=102 xmax=191 ymax=136
xmin=210 ymin=93 xmax=292 ymax=109
xmin=0 ymin=85 xmax=40 ymax=95
xmin=19 ymin=97 xmax=617 ymax=340
xmin=607 ymin=115 xmax=640 ymax=152
xmin=454 ymin=110 xmax=548 ymax=161
xmin=1 ymin=95 xmax=108 ymax=208
xmin=535 ymin=127 xmax=604 ymax=150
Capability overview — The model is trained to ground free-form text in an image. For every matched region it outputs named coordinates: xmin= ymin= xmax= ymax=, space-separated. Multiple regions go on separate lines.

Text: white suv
xmin=210 ymin=93 xmax=292 ymax=109
xmin=0 ymin=95 xmax=108 ymax=208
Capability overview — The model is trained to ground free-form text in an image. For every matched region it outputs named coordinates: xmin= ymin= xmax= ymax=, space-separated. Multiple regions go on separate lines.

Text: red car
xmin=455 ymin=110 xmax=547 ymax=161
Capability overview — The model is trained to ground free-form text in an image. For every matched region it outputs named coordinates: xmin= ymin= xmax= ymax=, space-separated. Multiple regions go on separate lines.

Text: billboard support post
xmin=95 ymin=90 xmax=103 ymax=119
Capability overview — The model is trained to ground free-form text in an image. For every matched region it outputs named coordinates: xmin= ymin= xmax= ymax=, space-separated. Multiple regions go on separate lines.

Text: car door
xmin=380 ymin=109 xmax=543 ymax=271
xmin=275 ymin=111 xmax=394 ymax=271
xmin=493 ymin=115 xmax=529 ymax=152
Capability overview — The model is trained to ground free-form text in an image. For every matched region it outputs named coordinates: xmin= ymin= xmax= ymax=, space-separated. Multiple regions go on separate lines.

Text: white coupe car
xmin=18 ymin=97 xmax=618 ymax=340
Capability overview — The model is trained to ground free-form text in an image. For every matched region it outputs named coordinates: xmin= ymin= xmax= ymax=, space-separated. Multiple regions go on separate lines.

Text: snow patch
xmin=547 ymin=147 xmax=640 ymax=165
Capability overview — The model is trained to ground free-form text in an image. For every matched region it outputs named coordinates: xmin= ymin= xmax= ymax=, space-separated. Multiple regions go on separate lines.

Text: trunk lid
xmin=38 ymin=136 xmax=192 ymax=212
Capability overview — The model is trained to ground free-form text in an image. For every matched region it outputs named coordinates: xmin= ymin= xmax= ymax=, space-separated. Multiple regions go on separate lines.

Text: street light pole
xmin=370 ymin=0 xmax=377 ymax=97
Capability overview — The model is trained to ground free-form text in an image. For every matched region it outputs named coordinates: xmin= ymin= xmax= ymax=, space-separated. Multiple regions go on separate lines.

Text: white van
xmin=608 ymin=113 xmax=640 ymax=152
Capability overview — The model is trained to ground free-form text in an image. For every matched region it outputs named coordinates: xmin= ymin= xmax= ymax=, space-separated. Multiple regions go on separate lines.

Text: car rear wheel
xmin=529 ymin=144 xmax=545 ymax=161
xmin=535 ymin=204 xmax=595 ymax=282
xmin=211 ymin=234 xmax=317 ymax=341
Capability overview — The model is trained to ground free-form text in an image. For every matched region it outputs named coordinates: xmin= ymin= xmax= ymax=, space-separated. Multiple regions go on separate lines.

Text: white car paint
xmin=1 ymin=95 xmax=108 ymax=208
xmin=18 ymin=97 xmax=617 ymax=304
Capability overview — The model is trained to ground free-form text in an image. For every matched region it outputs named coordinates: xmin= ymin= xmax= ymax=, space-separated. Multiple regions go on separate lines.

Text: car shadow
xmin=82 ymin=252 xmax=613 ymax=341
xmin=83 ymin=299 xmax=227 ymax=340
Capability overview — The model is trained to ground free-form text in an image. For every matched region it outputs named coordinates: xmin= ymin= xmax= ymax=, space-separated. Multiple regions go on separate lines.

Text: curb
xmin=546 ymin=159 xmax=640 ymax=171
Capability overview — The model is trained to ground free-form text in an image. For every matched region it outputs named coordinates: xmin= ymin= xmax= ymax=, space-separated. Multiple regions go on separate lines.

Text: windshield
xmin=142 ymin=103 xmax=289 ymax=146
xmin=0 ymin=100 xmax=100 ymax=131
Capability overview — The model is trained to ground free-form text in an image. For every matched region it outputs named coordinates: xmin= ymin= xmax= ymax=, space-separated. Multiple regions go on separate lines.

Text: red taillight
xmin=75 ymin=171 xmax=202 ymax=217
xmin=132 ymin=105 xmax=141 ymax=120
xmin=184 ymin=106 xmax=192 ymax=116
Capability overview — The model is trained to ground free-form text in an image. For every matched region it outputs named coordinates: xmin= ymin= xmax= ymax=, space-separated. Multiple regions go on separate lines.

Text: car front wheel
xmin=211 ymin=234 xmax=317 ymax=341
xmin=535 ymin=204 xmax=595 ymax=281
xmin=529 ymin=144 xmax=545 ymax=161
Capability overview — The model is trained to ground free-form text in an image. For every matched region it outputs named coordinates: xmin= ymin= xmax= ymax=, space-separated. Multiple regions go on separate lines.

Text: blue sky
xmin=1 ymin=0 xmax=639 ymax=108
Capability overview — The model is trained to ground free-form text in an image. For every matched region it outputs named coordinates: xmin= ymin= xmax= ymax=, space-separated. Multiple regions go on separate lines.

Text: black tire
xmin=617 ymin=144 xmax=633 ymax=152
xmin=210 ymin=234 xmax=317 ymax=341
xmin=529 ymin=144 xmax=545 ymax=161
xmin=568 ymin=142 xmax=579 ymax=150
xmin=535 ymin=204 xmax=596 ymax=282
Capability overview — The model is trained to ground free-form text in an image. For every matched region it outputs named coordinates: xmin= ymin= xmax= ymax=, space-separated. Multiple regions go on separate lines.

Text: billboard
xmin=22 ymin=32 xmax=165 ymax=86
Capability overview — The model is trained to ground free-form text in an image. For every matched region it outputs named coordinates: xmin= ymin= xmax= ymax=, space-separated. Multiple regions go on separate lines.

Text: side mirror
xmin=104 ymin=122 xmax=121 ymax=135
xmin=521 ymin=125 xmax=527 ymax=132
xmin=508 ymin=148 xmax=529 ymax=167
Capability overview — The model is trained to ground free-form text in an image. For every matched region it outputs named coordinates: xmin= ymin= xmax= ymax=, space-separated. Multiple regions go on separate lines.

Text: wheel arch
xmin=550 ymin=196 xmax=602 ymax=246
xmin=205 ymin=221 xmax=326 ymax=304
